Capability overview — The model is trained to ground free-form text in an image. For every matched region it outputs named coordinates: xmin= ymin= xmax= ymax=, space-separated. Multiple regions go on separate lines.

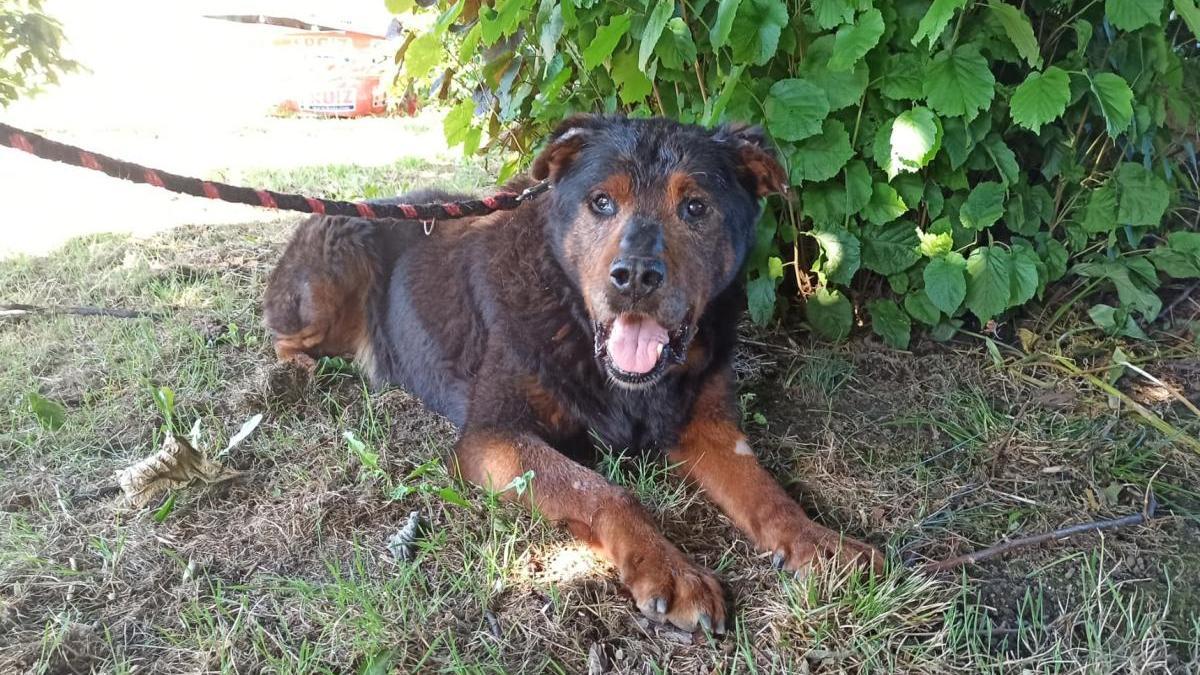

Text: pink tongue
xmin=607 ymin=314 xmax=669 ymax=374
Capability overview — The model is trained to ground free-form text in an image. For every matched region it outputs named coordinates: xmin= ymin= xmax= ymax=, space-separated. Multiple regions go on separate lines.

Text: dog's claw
xmin=698 ymin=613 xmax=712 ymax=633
xmin=654 ymin=596 xmax=667 ymax=614
xmin=772 ymin=551 xmax=786 ymax=569
xmin=716 ymin=618 xmax=727 ymax=634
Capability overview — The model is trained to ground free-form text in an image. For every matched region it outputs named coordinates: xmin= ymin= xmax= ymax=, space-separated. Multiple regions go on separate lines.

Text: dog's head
xmin=532 ymin=115 xmax=787 ymax=389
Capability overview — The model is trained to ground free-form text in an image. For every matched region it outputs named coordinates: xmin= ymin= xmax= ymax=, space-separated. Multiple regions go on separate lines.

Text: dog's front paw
xmin=621 ymin=542 xmax=726 ymax=634
xmin=761 ymin=506 xmax=883 ymax=577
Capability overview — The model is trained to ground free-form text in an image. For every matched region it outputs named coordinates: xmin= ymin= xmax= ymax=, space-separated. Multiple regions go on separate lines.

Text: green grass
xmin=2 ymin=161 xmax=1199 ymax=673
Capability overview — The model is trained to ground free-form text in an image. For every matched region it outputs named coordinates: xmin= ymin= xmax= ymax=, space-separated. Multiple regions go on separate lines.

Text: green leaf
xmin=881 ymin=52 xmax=926 ymax=101
xmin=940 ymin=117 xmax=974 ymax=169
xmin=1010 ymin=67 xmax=1070 ymax=133
xmin=918 ymin=229 xmax=954 ymax=257
xmin=924 ymin=251 xmax=968 ymax=314
xmin=436 ymin=487 xmax=472 ymax=508
xmin=704 ymin=64 xmax=745 ymax=124
xmin=27 ymin=392 xmax=66 ymax=431
xmin=1081 ymin=183 xmax=1119 ymax=233
xmin=862 ymin=220 xmax=922 ymax=275
xmin=1147 ymin=232 xmax=1200 ymax=278
xmin=480 ymin=0 xmax=526 ymax=44
xmin=892 ymin=174 xmax=925 ymax=210
xmin=806 ymin=288 xmax=853 ymax=341
xmin=987 ymin=1 xmax=1041 ymax=68
xmin=886 ymin=107 xmax=942 ymax=179
xmin=404 ymin=32 xmax=444 ymax=80
xmin=844 ymin=160 xmax=873 ymax=215
xmin=153 ymin=492 xmax=177 ymax=523
xmin=538 ymin=4 xmax=564 ymax=60
xmin=923 ymin=45 xmax=996 ymax=121
xmin=747 ymin=275 xmax=776 ymax=325
xmin=1176 ymin=0 xmax=1200 ymax=41
xmin=639 ymin=0 xmax=674 ymax=70
xmin=960 ymin=181 xmax=1006 ymax=231
xmin=385 ymin=0 xmax=415 ymax=13
xmin=656 ymin=18 xmax=697 ymax=70
xmin=153 ymin=386 xmax=176 ymax=425
xmin=964 ymin=246 xmax=1012 ymax=324
xmin=1105 ymin=0 xmax=1162 ymax=31
xmin=786 ymin=119 xmax=853 ymax=183
xmin=764 ymin=257 xmax=783 ymax=280
xmin=583 ymin=11 xmax=632 ymax=71
xmin=1043 ymin=239 xmax=1069 ymax=282
xmin=764 ymin=79 xmax=830 ymax=141
xmin=912 ymin=0 xmax=967 ymax=49
xmin=611 ymin=51 xmax=652 ymax=105
xmin=799 ymin=36 xmax=870 ymax=110
xmin=1072 ymin=260 xmax=1162 ymax=321
xmin=868 ymin=299 xmax=912 ymax=349
xmin=1008 ymin=245 xmax=1040 ymax=308
xmin=710 ymin=0 xmax=742 ymax=48
xmin=812 ymin=0 xmax=856 ymax=29
xmin=982 ymin=134 xmax=1018 ymax=186
xmin=862 ymin=183 xmax=909 ymax=225
xmin=905 ymin=292 xmax=943 ymax=326
xmin=1114 ymin=163 xmax=1171 ymax=226
xmin=730 ymin=0 xmax=789 ymax=65
xmin=1089 ymin=72 xmax=1134 ymax=138
xmin=829 ymin=8 xmax=884 ymax=71
xmin=1088 ymin=304 xmax=1148 ymax=339
xmin=811 ymin=225 xmax=862 ymax=285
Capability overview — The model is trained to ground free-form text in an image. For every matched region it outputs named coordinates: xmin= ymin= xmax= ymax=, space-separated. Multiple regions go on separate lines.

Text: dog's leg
xmin=452 ymin=429 xmax=726 ymax=632
xmin=668 ymin=369 xmax=882 ymax=575
xmin=264 ymin=215 xmax=380 ymax=368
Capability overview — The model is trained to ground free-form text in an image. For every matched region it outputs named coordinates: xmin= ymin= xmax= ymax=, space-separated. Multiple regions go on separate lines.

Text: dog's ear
xmin=531 ymin=115 xmax=598 ymax=182
xmin=716 ymin=123 xmax=789 ymax=198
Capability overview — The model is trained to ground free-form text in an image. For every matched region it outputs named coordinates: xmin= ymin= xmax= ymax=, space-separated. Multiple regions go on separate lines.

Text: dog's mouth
xmin=593 ymin=311 xmax=694 ymax=388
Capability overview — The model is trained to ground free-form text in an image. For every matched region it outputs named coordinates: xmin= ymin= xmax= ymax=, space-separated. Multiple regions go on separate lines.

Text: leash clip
xmin=422 ymin=219 xmax=436 ymax=236
xmin=517 ymin=179 xmax=553 ymax=202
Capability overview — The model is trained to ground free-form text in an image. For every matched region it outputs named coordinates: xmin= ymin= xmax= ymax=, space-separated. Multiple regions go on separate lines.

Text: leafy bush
xmin=0 ymin=0 xmax=77 ymax=106
xmin=387 ymin=0 xmax=1200 ymax=347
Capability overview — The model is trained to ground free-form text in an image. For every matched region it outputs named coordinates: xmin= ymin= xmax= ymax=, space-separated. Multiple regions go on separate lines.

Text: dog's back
xmin=262 ymin=189 xmax=471 ymax=375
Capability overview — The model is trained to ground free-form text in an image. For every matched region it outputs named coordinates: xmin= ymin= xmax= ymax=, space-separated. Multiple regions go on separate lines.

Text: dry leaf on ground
xmin=115 ymin=435 xmax=239 ymax=508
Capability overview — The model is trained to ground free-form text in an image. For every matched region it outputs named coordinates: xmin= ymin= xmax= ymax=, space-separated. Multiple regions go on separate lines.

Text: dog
xmin=263 ymin=115 xmax=881 ymax=633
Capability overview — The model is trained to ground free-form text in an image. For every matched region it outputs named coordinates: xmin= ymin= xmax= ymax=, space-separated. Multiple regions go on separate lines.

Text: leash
xmin=0 ymin=122 xmax=551 ymax=221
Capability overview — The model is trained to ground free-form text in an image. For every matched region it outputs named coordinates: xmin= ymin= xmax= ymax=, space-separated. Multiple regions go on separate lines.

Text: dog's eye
xmin=685 ymin=199 xmax=708 ymax=218
xmin=590 ymin=193 xmax=616 ymax=216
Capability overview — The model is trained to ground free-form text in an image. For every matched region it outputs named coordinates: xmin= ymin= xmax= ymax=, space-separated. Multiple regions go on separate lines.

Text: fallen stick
xmin=0 ymin=303 xmax=160 ymax=320
xmin=919 ymin=494 xmax=1158 ymax=573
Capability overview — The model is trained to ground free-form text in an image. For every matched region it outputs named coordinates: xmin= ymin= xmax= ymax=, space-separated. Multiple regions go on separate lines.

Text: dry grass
xmin=3 ymin=170 xmax=1200 ymax=673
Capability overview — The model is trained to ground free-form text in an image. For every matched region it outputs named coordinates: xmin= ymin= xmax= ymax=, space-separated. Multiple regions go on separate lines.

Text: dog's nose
xmin=609 ymin=256 xmax=666 ymax=297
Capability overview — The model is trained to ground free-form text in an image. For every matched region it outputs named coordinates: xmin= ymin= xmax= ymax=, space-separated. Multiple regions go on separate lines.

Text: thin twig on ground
xmin=918 ymin=494 xmax=1158 ymax=573
xmin=1162 ymin=280 xmax=1200 ymax=319
xmin=0 ymin=303 xmax=160 ymax=319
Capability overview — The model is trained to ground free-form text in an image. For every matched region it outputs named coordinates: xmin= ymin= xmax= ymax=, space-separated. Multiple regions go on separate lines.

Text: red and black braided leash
xmin=0 ymin=122 xmax=551 ymax=221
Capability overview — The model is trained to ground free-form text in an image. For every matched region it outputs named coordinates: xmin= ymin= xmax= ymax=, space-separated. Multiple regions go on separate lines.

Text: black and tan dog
xmin=263 ymin=115 xmax=881 ymax=633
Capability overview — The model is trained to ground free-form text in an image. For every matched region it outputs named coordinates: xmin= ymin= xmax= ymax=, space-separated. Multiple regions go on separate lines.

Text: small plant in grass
xmin=387 ymin=0 xmax=1200 ymax=346
xmin=345 ymin=432 xmax=473 ymax=508
xmin=25 ymin=392 xmax=66 ymax=431
xmin=739 ymin=391 xmax=769 ymax=426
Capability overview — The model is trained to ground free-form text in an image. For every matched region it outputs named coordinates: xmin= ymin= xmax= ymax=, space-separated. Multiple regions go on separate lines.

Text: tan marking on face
xmin=665 ymin=172 xmax=699 ymax=210
xmin=568 ymin=172 xmax=635 ymax=316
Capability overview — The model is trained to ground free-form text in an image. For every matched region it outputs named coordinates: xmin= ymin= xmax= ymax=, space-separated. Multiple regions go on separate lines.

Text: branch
xmin=918 ymin=494 xmax=1158 ymax=573
xmin=0 ymin=303 xmax=160 ymax=320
